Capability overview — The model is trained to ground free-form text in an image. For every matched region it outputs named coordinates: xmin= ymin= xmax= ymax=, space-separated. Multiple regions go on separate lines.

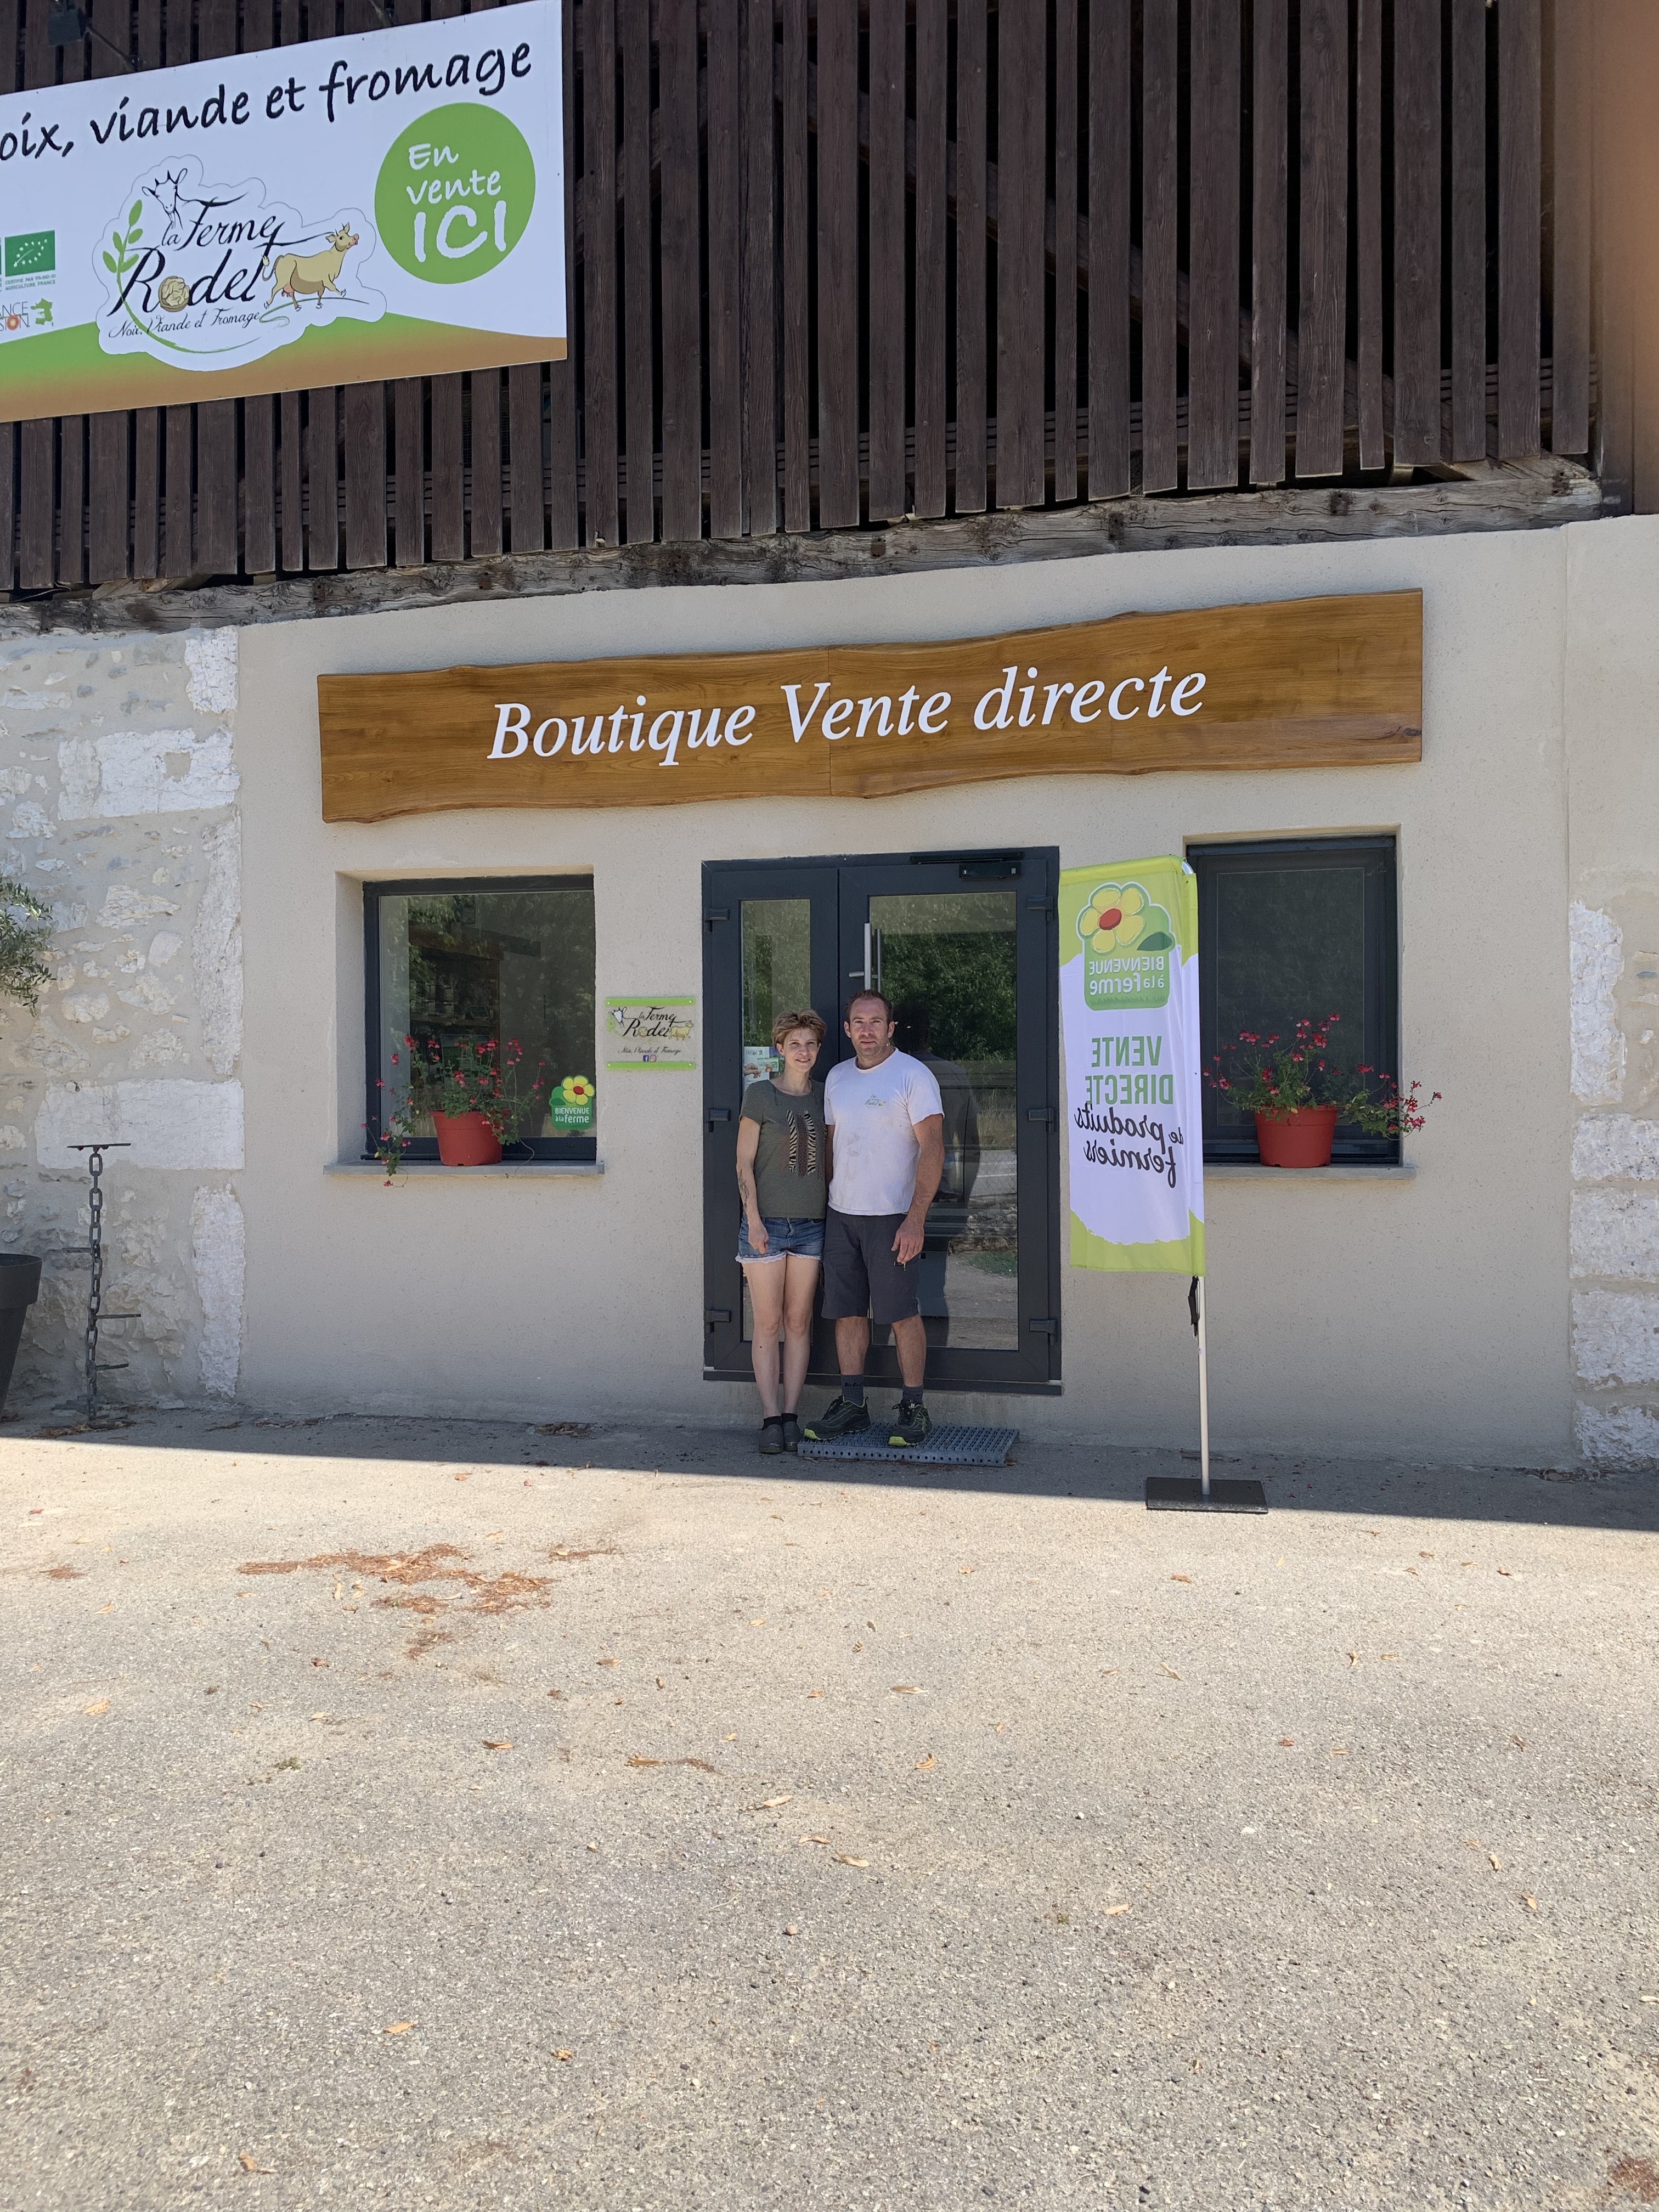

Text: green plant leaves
xmin=1137 ymin=930 xmax=1174 ymax=952
xmin=128 ymin=200 xmax=143 ymax=227
xmin=102 ymin=250 xmax=117 ymax=273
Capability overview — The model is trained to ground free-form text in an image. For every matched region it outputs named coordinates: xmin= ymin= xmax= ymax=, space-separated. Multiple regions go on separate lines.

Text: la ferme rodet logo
xmin=95 ymin=153 xmax=382 ymax=369
xmin=1077 ymin=881 xmax=1176 ymax=1011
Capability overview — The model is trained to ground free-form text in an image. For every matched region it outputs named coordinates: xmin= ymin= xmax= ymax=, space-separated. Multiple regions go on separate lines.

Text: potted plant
xmin=374 ymin=1035 xmax=549 ymax=1177
xmin=1206 ymin=1015 xmax=1439 ymax=1168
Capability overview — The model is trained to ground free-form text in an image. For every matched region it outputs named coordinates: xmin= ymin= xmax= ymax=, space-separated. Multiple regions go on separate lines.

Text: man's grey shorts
xmin=821 ymin=1207 xmax=920 ymax=1325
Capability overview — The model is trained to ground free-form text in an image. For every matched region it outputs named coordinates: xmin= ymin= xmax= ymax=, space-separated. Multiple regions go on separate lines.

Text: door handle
xmin=1026 ymin=1107 xmax=1056 ymax=1126
xmin=1029 ymin=1317 xmax=1058 ymax=1338
xmin=707 ymin=1107 xmax=732 ymax=1128
xmin=847 ymin=921 xmax=872 ymax=989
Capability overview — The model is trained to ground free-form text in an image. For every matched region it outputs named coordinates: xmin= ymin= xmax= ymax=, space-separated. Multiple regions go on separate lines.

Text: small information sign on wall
xmin=605 ymin=997 xmax=696 ymax=1070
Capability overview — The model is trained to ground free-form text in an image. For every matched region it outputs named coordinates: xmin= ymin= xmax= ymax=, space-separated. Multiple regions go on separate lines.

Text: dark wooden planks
xmin=241 ymin=0 xmax=278 ymax=574
xmin=620 ymin=0 xmax=654 ymax=543
xmin=83 ymin=0 xmax=129 ymax=583
xmin=1295 ymin=0 xmax=1349 ymax=478
xmin=741 ymin=0 xmax=779 ymax=534
xmin=657 ymin=0 xmax=702 ymax=541
xmin=815 ymin=0 xmax=860 ymax=528
xmin=470 ymin=371 xmax=503 ymax=557
xmin=510 ymin=366 xmax=545 ymax=552
xmin=955 ymin=0 xmax=988 ymax=513
xmin=706 ymin=0 xmax=743 ymax=538
xmin=88 ymin=415 xmax=131 ymax=585
xmin=1088 ymin=0 xmax=1132 ymax=499
xmin=393 ymin=380 xmax=424 ymax=569
xmin=583 ymin=0 xmax=620 ymax=546
xmin=428 ymin=0 xmax=471 ymax=565
xmin=1498 ymin=0 xmax=1542 ymax=457
xmin=1354 ymin=0 xmax=1384 ymax=471
xmin=163 ymin=408 xmax=194 ymax=578
xmin=781 ymin=0 xmax=810 ymax=531
xmin=1140 ymin=0 xmax=1179 ymax=492
xmin=866 ymin=0 xmax=908 ymax=521
xmin=913 ymin=0 xmax=947 ymax=517
xmin=18 ymin=423 xmax=53 ymax=591
xmin=544 ymin=0 xmax=577 ymax=551
xmin=345 ymin=385 xmax=387 ymax=571
xmin=58 ymin=416 xmax=83 ymax=588
xmin=1256 ymin=0 xmax=1300 ymax=487
xmin=194 ymin=0 xmax=240 ymax=575
xmin=995 ymin=0 xmax=1047 ymax=508
xmin=1550 ymin=0 xmax=1592 ymax=454
xmin=1052 ymin=0 xmax=1079 ymax=504
xmin=307 ymin=388 xmax=340 ymax=572
xmin=1449 ymin=0 xmax=1487 ymax=462
xmin=1392 ymin=0 xmax=1442 ymax=466
xmin=429 ymin=377 xmax=465 ymax=564
xmin=1187 ymin=0 xmax=1241 ymax=490
xmin=278 ymin=393 xmax=303 ymax=574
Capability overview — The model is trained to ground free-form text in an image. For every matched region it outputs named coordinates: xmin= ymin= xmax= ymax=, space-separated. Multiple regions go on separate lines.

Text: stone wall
xmin=0 ymin=628 xmax=243 ymax=1413
xmin=1566 ymin=516 xmax=1659 ymax=1468
xmin=1568 ymin=900 xmax=1659 ymax=1464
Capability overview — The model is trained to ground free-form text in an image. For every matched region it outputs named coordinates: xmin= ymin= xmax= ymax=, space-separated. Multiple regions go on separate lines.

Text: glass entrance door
xmin=702 ymin=848 xmax=1060 ymax=1394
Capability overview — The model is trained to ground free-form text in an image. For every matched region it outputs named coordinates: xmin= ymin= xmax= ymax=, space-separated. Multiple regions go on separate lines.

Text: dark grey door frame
xmin=701 ymin=847 xmax=1061 ymax=1396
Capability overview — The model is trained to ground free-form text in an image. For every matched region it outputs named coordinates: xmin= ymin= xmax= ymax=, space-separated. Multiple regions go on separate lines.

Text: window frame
xmin=362 ymin=874 xmax=599 ymax=1165
xmin=1189 ymin=836 xmax=1401 ymax=1165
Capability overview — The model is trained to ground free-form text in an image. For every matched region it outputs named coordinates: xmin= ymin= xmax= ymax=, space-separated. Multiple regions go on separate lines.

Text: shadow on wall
xmin=20 ymin=1409 xmax=1659 ymax=1536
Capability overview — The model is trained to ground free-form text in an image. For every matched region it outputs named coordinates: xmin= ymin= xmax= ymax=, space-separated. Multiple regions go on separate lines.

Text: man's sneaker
xmin=802 ymin=1396 xmax=870 ymax=1441
xmin=888 ymin=1400 xmax=932 ymax=1448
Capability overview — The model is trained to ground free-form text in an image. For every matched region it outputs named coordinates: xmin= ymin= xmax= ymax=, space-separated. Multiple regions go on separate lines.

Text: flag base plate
xmin=1146 ymin=1475 xmax=1268 ymax=1514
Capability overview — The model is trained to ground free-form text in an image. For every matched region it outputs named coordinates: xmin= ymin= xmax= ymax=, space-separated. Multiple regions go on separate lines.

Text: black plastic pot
xmin=0 ymin=1254 xmax=42 ymax=1411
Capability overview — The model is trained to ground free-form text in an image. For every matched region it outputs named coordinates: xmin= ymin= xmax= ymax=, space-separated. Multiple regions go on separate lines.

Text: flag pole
xmin=1195 ymin=1274 xmax=1211 ymax=1501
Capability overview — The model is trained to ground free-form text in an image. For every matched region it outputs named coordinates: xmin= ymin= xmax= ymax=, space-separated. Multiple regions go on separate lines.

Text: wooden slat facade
xmin=0 ymin=0 xmax=1610 ymax=593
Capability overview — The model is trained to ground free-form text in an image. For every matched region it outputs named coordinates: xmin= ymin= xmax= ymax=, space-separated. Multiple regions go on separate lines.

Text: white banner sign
xmin=0 ymin=0 xmax=564 ymax=421
xmin=1060 ymin=855 xmax=1206 ymax=1274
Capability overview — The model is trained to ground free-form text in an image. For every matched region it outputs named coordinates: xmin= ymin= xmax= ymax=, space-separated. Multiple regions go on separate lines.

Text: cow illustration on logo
xmin=266 ymin=224 xmax=360 ymax=309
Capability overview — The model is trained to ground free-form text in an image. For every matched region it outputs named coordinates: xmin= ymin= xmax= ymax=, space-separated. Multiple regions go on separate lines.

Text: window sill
xmin=1205 ymin=1161 xmax=1415 ymax=1182
xmin=326 ymin=1160 xmax=605 ymax=1180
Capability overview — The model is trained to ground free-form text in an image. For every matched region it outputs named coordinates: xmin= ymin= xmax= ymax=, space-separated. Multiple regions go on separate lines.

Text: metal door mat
xmin=796 ymin=1423 xmax=1019 ymax=1468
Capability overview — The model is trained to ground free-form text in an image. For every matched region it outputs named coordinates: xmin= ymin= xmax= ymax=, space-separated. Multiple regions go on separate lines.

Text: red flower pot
xmin=431 ymin=1110 xmax=503 ymax=1166
xmin=1254 ymin=1104 xmax=1339 ymax=1168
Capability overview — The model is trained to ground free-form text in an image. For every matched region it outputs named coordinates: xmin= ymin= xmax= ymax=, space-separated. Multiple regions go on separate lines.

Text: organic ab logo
xmin=375 ymin=101 xmax=535 ymax=285
xmin=1078 ymin=881 xmax=1175 ymax=1011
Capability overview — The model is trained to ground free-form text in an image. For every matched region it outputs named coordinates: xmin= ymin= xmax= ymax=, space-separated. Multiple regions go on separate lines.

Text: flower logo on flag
xmin=1078 ymin=882 xmax=1175 ymax=957
xmin=560 ymin=1075 xmax=595 ymax=1106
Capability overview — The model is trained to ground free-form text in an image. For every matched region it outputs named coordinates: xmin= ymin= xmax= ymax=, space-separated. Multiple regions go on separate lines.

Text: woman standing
xmin=735 ymin=1009 xmax=828 ymax=1453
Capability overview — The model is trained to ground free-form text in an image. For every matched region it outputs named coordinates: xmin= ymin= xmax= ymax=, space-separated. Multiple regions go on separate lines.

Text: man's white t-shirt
xmin=824 ymin=1049 xmax=945 ymax=1216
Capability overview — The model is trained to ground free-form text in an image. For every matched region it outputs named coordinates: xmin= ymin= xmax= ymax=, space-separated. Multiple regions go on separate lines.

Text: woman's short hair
xmin=770 ymin=1007 xmax=827 ymax=1051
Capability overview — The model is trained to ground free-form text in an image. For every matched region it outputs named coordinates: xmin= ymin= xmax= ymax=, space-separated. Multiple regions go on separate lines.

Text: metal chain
xmin=84 ymin=1144 xmax=104 ymax=1424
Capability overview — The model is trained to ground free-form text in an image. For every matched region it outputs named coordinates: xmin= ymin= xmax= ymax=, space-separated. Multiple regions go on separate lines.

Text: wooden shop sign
xmin=317 ymin=588 xmax=1422 ymax=821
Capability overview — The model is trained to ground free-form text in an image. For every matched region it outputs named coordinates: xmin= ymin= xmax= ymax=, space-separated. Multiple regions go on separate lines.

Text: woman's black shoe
xmin=781 ymin=1413 xmax=802 ymax=1452
xmin=759 ymin=1416 xmax=787 ymax=1455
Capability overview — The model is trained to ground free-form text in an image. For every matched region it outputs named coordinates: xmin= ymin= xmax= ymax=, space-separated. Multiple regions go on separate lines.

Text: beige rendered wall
xmin=1564 ymin=515 xmax=1659 ymax=1465
xmin=236 ymin=526 xmax=1576 ymax=1465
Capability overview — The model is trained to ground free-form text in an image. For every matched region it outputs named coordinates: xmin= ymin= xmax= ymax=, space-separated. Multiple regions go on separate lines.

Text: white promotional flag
xmin=1059 ymin=855 xmax=1204 ymax=1274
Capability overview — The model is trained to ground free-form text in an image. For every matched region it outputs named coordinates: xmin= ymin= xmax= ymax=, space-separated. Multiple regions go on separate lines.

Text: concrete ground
xmin=2 ymin=1410 xmax=1657 ymax=2212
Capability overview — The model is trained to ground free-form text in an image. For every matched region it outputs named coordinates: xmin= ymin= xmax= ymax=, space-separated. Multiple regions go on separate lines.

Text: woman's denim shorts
xmin=736 ymin=1215 xmax=826 ymax=1263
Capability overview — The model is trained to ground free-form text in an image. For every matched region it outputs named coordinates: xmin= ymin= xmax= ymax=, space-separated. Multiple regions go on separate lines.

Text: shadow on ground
xmin=7 ymin=1401 xmax=1655 ymax=1535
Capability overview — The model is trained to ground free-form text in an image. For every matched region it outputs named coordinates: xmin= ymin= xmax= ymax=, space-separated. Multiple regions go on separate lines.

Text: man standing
xmin=804 ymin=990 xmax=945 ymax=1448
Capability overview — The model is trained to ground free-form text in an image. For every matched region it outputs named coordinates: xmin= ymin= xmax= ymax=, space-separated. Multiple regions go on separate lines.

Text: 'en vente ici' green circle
xmin=375 ymin=101 xmax=535 ymax=285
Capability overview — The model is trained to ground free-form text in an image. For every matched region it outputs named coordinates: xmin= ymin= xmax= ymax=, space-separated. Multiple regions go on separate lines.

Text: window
xmin=1190 ymin=838 xmax=1399 ymax=1164
xmin=364 ymin=877 xmax=597 ymax=1162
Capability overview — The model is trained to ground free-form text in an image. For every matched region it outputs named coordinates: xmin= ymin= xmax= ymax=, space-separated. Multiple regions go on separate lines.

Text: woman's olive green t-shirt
xmin=741 ymin=1078 xmax=827 ymax=1221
